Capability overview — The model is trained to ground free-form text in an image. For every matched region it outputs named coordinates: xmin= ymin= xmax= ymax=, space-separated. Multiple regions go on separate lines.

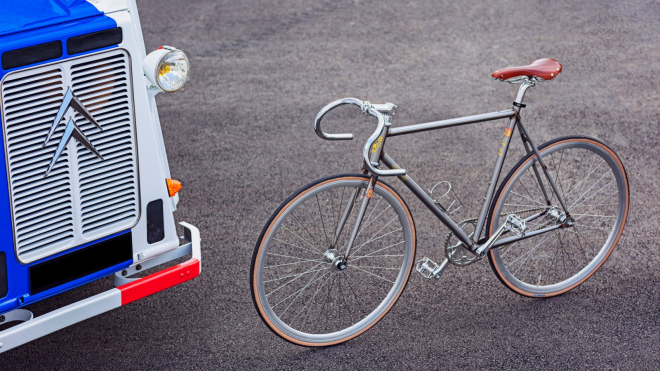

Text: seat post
xmin=514 ymin=79 xmax=536 ymax=108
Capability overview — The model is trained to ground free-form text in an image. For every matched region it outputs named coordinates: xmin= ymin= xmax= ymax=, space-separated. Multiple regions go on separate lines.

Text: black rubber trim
xmin=67 ymin=27 xmax=123 ymax=55
xmin=29 ymin=233 xmax=132 ymax=295
xmin=485 ymin=136 xmax=629 ymax=296
xmin=0 ymin=252 xmax=7 ymax=299
xmin=147 ymin=199 xmax=165 ymax=244
xmin=513 ymin=102 xmax=526 ymax=108
xmin=1 ymin=41 xmax=62 ymax=70
xmin=249 ymin=174 xmax=416 ymax=347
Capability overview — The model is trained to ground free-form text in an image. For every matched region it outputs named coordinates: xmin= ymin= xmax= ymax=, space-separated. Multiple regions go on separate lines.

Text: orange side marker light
xmin=166 ymin=178 xmax=182 ymax=197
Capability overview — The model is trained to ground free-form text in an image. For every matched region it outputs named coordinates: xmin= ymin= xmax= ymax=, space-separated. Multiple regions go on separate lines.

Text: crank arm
xmin=473 ymin=217 xmax=511 ymax=257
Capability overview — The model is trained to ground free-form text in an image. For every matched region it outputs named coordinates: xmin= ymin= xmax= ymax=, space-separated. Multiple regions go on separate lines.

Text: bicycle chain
xmin=443 ymin=207 xmax=545 ymax=267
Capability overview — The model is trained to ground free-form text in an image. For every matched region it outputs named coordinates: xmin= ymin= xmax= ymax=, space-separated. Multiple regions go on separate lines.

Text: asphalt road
xmin=3 ymin=0 xmax=659 ymax=369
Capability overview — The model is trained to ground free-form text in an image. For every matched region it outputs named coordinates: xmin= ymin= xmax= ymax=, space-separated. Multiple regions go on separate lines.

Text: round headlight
xmin=143 ymin=47 xmax=190 ymax=92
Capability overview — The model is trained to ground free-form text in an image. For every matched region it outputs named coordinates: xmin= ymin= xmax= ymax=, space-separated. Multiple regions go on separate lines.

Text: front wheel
xmin=251 ymin=174 xmax=416 ymax=346
xmin=487 ymin=136 xmax=629 ymax=297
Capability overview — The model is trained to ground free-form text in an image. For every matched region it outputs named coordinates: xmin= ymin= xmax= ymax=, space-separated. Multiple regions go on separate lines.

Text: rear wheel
xmin=487 ymin=136 xmax=629 ymax=297
xmin=251 ymin=174 xmax=416 ymax=346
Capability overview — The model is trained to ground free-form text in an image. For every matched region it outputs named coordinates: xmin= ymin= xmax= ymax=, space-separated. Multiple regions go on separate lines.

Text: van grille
xmin=0 ymin=49 xmax=139 ymax=263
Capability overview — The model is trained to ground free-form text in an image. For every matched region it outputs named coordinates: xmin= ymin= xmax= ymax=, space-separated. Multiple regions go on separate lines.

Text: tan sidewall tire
xmin=487 ymin=138 xmax=629 ymax=298
xmin=251 ymin=175 xmax=416 ymax=346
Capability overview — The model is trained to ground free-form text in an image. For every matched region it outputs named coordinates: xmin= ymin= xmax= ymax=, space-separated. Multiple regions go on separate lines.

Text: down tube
xmin=381 ymin=152 xmax=475 ymax=250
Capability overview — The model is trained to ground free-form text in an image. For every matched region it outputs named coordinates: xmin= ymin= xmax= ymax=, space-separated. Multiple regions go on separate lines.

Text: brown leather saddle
xmin=492 ymin=58 xmax=562 ymax=82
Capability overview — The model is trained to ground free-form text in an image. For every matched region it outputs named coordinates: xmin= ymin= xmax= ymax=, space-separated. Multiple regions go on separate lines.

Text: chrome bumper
xmin=0 ymin=222 xmax=201 ymax=353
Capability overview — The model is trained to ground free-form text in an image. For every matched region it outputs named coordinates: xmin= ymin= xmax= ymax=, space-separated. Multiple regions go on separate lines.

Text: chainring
xmin=444 ymin=218 xmax=481 ymax=266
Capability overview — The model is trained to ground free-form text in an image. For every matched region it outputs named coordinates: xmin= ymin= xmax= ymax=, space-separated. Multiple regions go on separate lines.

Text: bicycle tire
xmin=250 ymin=174 xmax=416 ymax=346
xmin=486 ymin=136 xmax=629 ymax=297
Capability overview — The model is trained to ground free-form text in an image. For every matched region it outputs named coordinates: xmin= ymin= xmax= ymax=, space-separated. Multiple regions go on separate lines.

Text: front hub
xmin=322 ymin=249 xmax=347 ymax=271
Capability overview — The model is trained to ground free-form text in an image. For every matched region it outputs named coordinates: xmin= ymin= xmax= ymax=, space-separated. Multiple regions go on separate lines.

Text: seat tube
xmin=474 ymin=115 xmax=517 ymax=238
xmin=474 ymin=81 xmax=534 ymax=238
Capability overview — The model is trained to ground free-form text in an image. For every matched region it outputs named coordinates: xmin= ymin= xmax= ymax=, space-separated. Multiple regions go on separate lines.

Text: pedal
xmin=416 ymin=257 xmax=449 ymax=279
xmin=506 ymin=214 xmax=526 ymax=237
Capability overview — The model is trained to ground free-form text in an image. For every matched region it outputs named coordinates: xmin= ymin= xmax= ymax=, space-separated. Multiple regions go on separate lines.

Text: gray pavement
xmin=3 ymin=0 xmax=660 ymax=369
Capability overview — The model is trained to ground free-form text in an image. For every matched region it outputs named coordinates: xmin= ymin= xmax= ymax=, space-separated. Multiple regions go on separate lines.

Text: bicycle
xmin=250 ymin=58 xmax=629 ymax=346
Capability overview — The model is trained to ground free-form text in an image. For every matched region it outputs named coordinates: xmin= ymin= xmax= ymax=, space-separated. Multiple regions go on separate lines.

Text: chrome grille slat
xmin=80 ymin=175 xmax=134 ymax=197
xmin=9 ymin=141 xmax=62 ymax=162
xmin=71 ymin=56 xmax=125 ymax=72
xmin=83 ymin=197 xmax=136 ymax=220
xmin=8 ymin=151 xmax=65 ymax=171
xmin=71 ymin=64 xmax=125 ymax=79
xmin=17 ymin=230 xmax=74 ymax=254
xmin=13 ymin=176 xmax=70 ymax=199
xmin=17 ymin=209 xmax=72 ymax=232
xmin=10 ymin=156 xmax=68 ymax=183
xmin=2 ymin=49 xmax=139 ymax=263
xmin=13 ymin=175 xmax=69 ymax=197
xmin=78 ymin=86 xmax=129 ymax=103
xmin=80 ymin=171 xmax=135 ymax=194
xmin=74 ymin=76 xmax=127 ymax=92
xmin=17 ymin=219 xmax=74 ymax=242
xmin=6 ymin=117 xmax=58 ymax=135
xmin=70 ymin=55 xmax=125 ymax=70
xmin=78 ymin=149 xmax=132 ymax=169
xmin=7 ymin=127 xmax=61 ymax=147
xmin=83 ymin=193 xmax=136 ymax=214
xmin=81 ymin=185 xmax=134 ymax=207
xmin=15 ymin=203 xmax=71 ymax=224
xmin=80 ymin=163 xmax=132 ymax=182
xmin=4 ymin=93 xmax=64 ymax=113
xmin=75 ymin=76 xmax=127 ymax=93
xmin=83 ymin=211 xmax=136 ymax=234
xmin=2 ymin=69 xmax=62 ymax=87
xmin=14 ymin=187 xmax=70 ymax=212
xmin=4 ymin=104 xmax=61 ymax=124
xmin=3 ymin=75 xmax=63 ymax=97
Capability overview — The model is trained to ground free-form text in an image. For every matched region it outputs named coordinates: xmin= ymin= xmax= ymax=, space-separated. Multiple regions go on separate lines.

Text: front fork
xmin=333 ymin=113 xmax=391 ymax=259
xmin=332 ymin=175 xmax=378 ymax=260
xmin=329 ymin=172 xmax=378 ymax=262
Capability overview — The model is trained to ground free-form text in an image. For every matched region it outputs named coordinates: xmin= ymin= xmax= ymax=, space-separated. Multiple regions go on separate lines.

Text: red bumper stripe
xmin=118 ymin=258 xmax=200 ymax=305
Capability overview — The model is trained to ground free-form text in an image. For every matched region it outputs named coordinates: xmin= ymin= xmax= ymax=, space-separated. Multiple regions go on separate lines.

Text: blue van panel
xmin=0 ymin=0 xmax=104 ymax=38
xmin=0 ymin=231 xmax=132 ymax=314
xmin=0 ymin=7 xmax=128 ymax=315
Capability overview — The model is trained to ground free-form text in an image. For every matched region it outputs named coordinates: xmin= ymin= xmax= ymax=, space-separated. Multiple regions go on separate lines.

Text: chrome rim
xmin=255 ymin=178 xmax=414 ymax=344
xmin=491 ymin=140 xmax=627 ymax=295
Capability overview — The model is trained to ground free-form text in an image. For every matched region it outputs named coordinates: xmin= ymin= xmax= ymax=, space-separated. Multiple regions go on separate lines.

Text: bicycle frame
xmin=315 ymin=80 xmax=571 ymax=262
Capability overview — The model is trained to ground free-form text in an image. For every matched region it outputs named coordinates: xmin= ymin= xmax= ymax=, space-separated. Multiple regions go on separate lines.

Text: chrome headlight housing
xmin=143 ymin=46 xmax=190 ymax=92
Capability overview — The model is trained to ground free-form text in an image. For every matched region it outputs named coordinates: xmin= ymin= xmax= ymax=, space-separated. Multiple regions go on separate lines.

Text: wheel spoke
xmin=568 ymin=178 xmax=616 ymax=211
xmin=351 ymin=265 xmax=395 ymax=284
xmin=277 ymin=270 xmax=330 ymax=315
xmin=350 ymin=241 xmax=405 ymax=262
xmin=254 ymin=178 xmax=412 ymax=341
xmin=316 ymin=194 xmax=330 ymax=248
xmin=266 ymin=263 xmax=324 ymax=295
xmin=349 ymin=226 xmax=403 ymax=257
xmin=346 ymin=214 xmax=399 ymax=255
xmin=351 ymin=265 xmax=401 ymax=270
xmin=272 ymin=237 xmax=320 ymax=255
xmin=290 ymin=273 xmax=333 ymax=325
xmin=489 ymin=140 xmax=627 ymax=296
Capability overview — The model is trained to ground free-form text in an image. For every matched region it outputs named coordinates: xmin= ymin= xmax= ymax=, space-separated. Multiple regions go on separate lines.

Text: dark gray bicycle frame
xmin=322 ymin=81 xmax=572 ymax=259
